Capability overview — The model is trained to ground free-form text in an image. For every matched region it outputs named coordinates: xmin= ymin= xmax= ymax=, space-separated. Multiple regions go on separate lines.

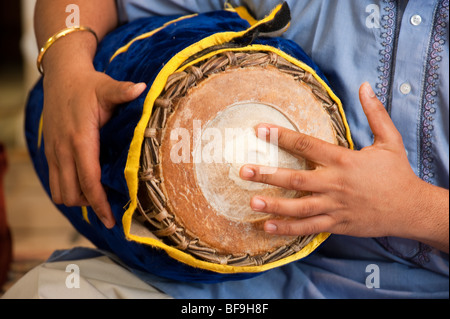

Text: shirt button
xmin=400 ymin=83 xmax=412 ymax=95
xmin=411 ymin=15 xmax=422 ymax=26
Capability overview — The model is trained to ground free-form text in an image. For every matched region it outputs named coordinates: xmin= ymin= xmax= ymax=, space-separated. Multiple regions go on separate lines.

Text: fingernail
xmin=364 ymin=82 xmax=376 ymax=98
xmin=265 ymin=223 xmax=278 ymax=233
xmin=256 ymin=125 xmax=270 ymax=138
xmin=241 ymin=166 xmax=255 ymax=179
xmin=134 ymin=82 xmax=147 ymax=91
xmin=252 ymin=198 xmax=266 ymax=211
xmin=101 ymin=216 xmax=115 ymax=229
xmin=127 ymin=82 xmax=145 ymax=93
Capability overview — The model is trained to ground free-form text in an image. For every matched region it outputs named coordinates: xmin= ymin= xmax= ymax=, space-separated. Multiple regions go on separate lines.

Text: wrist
xmin=41 ymin=30 xmax=97 ymax=77
xmin=401 ymin=178 xmax=449 ymax=252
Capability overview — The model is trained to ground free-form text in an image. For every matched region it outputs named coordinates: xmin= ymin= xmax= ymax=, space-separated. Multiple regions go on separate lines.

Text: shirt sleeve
xmin=115 ymin=0 xmax=284 ymax=24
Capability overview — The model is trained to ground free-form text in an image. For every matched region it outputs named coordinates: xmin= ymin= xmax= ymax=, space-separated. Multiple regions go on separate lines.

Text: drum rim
xmin=122 ymin=43 xmax=352 ymax=274
xmin=134 ymin=48 xmax=352 ymax=269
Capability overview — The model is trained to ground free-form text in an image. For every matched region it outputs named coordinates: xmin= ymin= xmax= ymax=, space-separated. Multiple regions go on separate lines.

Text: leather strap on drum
xmin=181 ymin=2 xmax=291 ymax=68
xmin=236 ymin=2 xmax=291 ymax=44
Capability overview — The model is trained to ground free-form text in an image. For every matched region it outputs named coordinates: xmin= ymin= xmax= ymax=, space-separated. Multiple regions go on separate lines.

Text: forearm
xmin=403 ymin=180 xmax=449 ymax=253
xmin=34 ymin=0 xmax=119 ymax=75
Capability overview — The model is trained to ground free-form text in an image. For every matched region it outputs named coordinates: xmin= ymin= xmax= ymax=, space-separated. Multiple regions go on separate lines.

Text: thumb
xmin=99 ymin=77 xmax=147 ymax=108
xmin=359 ymin=82 xmax=403 ymax=147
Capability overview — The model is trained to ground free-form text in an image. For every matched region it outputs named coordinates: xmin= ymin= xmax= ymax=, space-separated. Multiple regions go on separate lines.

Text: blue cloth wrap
xmin=25 ymin=9 xmax=334 ymax=283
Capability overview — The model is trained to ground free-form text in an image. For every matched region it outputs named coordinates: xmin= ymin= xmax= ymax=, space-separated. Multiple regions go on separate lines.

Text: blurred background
xmin=0 ymin=0 xmax=92 ymax=296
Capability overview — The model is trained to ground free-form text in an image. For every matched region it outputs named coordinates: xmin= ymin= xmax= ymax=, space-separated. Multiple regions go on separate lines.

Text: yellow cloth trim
xmin=37 ymin=114 xmax=44 ymax=149
xmin=233 ymin=6 xmax=258 ymax=26
xmin=224 ymin=2 xmax=266 ymax=26
xmin=111 ymin=2 xmax=285 ymax=63
xmin=133 ymin=231 xmax=330 ymax=274
xmin=109 ymin=14 xmax=198 ymax=62
xmin=81 ymin=206 xmax=90 ymax=224
xmin=122 ymin=4 xmax=350 ymax=273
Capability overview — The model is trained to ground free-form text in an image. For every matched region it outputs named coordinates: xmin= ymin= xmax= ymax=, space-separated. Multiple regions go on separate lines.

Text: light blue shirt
xmin=95 ymin=0 xmax=449 ymax=298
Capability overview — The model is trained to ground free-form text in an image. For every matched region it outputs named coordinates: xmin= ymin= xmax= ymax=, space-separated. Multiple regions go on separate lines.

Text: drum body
xmin=25 ymin=5 xmax=353 ymax=282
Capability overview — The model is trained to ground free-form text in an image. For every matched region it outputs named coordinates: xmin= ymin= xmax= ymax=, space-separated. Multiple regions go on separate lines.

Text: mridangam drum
xmin=25 ymin=4 xmax=353 ymax=282
xmin=137 ymin=50 xmax=350 ymax=266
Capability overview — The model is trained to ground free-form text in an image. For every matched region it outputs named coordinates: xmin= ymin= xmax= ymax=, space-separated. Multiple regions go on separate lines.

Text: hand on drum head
xmin=240 ymin=83 xmax=449 ymax=252
xmin=42 ymin=65 xmax=146 ymax=229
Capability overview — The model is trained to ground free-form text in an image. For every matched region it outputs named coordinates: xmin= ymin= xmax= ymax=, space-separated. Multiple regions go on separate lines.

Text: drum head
xmin=137 ymin=51 xmax=349 ymax=266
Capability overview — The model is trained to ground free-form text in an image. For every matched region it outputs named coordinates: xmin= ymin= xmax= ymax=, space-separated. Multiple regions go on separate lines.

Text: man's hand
xmin=240 ymin=83 xmax=449 ymax=252
xmin=35 ymin=0 xmax=137 ymax=229
xmin=43 ymin=66 xmax=146 ymax=229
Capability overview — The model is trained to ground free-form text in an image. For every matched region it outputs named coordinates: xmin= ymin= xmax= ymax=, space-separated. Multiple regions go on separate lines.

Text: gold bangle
xmin=36 ymin=26 xmax=98 ymax=75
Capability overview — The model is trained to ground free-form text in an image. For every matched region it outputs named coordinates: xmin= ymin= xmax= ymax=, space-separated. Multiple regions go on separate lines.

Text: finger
xmin=264 ymin=215 xmax=335 ymax=236
xmin=45 ymin=138 xmax=86 ymax=207
xmin=251 ymin=195 xmax=333 ymax=219
xmin=57 ymin=157 xmax=89 ymax=207
xmin=240 ymin=165 xmax=328 ymax=193
xmin=98 ymin=78 xmax=147 ymax=109
xmin=255 ymin=124 xmax=343 ymax=166
xmin=45 ymin=143 xmax=63 ymax=205
xmin=359 ymin=82 xmax=403 ymax=147
xmin=73 ymin=139 xmax=116 ymax=229
xmin=48 ymin=162 xmax=63 ymax=205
